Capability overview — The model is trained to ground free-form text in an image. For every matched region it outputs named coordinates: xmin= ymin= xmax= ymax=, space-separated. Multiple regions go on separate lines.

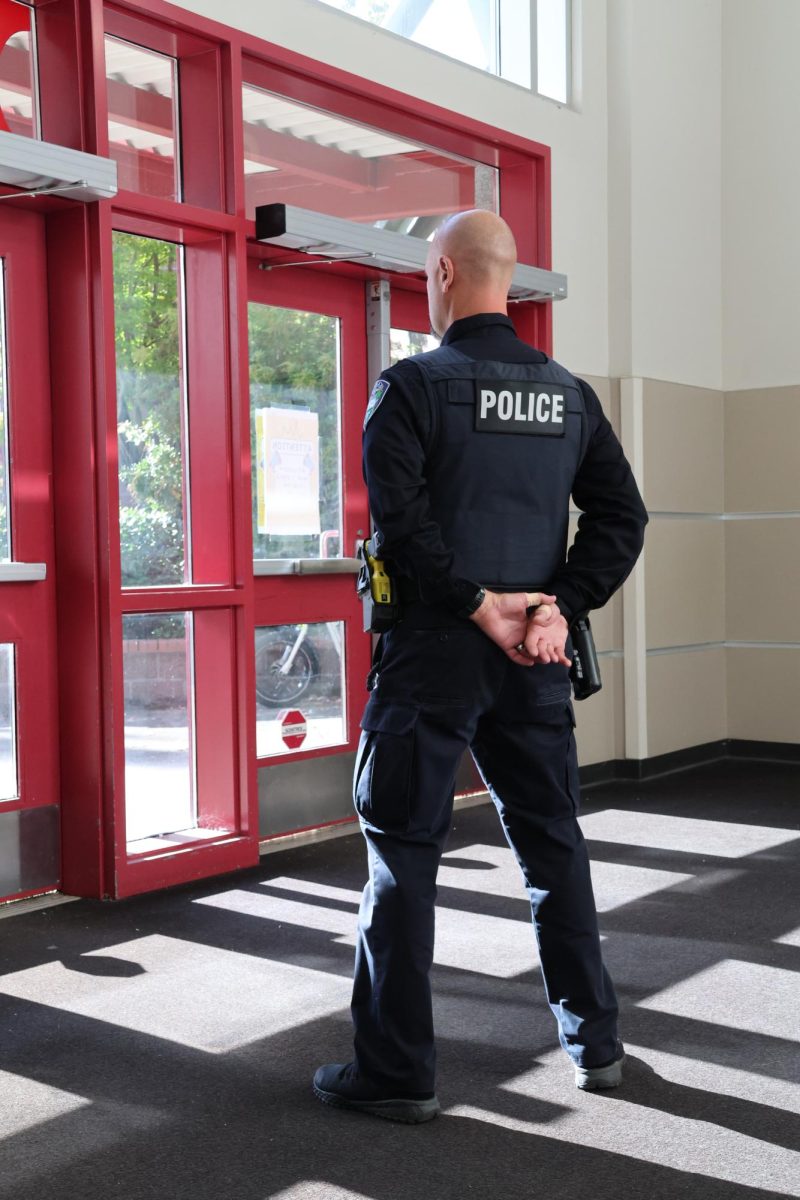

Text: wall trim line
xmin=571 ymin=510 xmax=800 ymax=521
xmin=647 ymin=641 xmax=800 ymax=655
xmin=620 ymin=377 xmax=647 ymax=759
xmin=579 ymin=738 xmax=800 ymax=787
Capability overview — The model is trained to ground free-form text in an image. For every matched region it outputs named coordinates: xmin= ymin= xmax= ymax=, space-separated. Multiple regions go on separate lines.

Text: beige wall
xmin=571 ymin=376 xmax=625 ymax=766
xmin=582 ymin=376 xmax=799 ymax=760
xmin=647 ymin=649 xmax=727 ymax=758
xmin=638 ymin=378 xmax=727 ymax=755
xmin=574 ymin=657 xmax=625 ymax=766
xmin=724 ymin=385 xmax=800 ymax=745
xmin=608 ymin=0 xmax=723 ymax=389
xmin=723 ymin=1 xmax=800 ymax=390
xmin=725 ymin=387 xmax=800 ymax=512
xmin=727 ymin=650 xmax=800 ymax=743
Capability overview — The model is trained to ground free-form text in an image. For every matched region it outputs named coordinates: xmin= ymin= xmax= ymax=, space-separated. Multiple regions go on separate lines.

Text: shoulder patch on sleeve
xmin=364 ymin=378 xmax=391 ymax=428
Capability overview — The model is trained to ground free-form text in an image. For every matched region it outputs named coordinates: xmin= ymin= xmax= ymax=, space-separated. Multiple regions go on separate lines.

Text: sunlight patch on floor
xmin=196 ymin=882 xmax=542 ymax=978
xmin=446 ymin=1042 xmax=800 ymax=1196
xmin=437 ymin=843 xmax=693 ymax=911
xmin=0 ymin=935 xmax=351 ymax=1054
xmin=0 ymin=1071 xmax=90 ymax=1139
xmin=636 ymin=959 xmax=800 ymax=1040
xmin=269 ymin=1186 xmax=374 ymax=1200
xmin=577 ymin=810 xmax=798 ymax=858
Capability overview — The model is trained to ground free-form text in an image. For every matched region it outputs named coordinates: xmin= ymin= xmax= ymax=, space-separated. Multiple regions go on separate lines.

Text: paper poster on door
xmin=256 ymin=407 xmax=321 ymax=536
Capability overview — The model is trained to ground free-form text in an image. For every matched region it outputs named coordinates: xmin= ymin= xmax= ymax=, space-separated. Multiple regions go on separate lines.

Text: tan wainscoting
xmin=726 ymin=647 xmax=800 ymax=744
xmin=573 ymin=656 xmax=624 ymax=765
xmin=725 ymin=518 xmax=800 ymax=643
xmin=725 ymin=385 xmax=800 ymax=512
xmin=646 ymin=647 xmax=727 ymax=757
xmin=646 ymin=518 xmax=725 ymax=647
xmin=581 ymin=374 xmax=621 ymax=438
xmin=642 ymin=378 xmax=724 ymax=513
xmin=563 ymin=374 xmax=800 ymax=755
xmin=589 ymin=592 xmax=623 ymax=655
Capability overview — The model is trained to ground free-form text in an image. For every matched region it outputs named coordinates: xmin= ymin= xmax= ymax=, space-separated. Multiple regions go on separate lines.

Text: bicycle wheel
xmin=255 ymin=636 xmax=319 ymax=707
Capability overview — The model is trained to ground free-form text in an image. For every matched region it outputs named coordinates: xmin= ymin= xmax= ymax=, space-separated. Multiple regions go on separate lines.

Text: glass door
xmin=248 ymin=257 xmax=371 ymax=838
xmin=107 ymin=223 xmax=256 ymax=897
xmin=0 ymin=207 xmax=60 ymax=902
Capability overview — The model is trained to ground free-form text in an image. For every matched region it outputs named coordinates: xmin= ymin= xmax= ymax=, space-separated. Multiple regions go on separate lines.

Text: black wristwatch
xmin=457 ymin=585 xmax=486 ymax=618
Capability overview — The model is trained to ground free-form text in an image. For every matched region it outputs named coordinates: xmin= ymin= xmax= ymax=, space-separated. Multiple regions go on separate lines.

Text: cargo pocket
xmin=355 ymin=701 xmax=419 ymax=832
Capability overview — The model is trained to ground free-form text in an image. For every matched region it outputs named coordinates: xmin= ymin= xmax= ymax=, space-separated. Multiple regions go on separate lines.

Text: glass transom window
xmin=314 ymin=0 xmax=571 ymax=102
xmin=242 ymin=84 xmax=497 ymax=235
xmin=0 ymin=1 xmax=38 ymax=139
xmin=105 ymin=36 xmax=180 ymax=202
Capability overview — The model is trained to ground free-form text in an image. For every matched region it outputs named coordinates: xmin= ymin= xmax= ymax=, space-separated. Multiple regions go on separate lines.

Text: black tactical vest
xmin=411 ymin=345 xmax=587 ymax=588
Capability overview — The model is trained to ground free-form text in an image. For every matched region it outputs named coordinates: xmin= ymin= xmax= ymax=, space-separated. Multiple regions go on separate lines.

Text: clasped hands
xmin=469 ymin=589 xmax=572 ymax=668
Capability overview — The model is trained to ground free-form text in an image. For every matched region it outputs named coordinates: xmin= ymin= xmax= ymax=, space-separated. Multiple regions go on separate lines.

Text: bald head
xmin=425 ymin=210 xmax=517 ymax=336
xmin=434 ymin=210 xmax=517 ymax=286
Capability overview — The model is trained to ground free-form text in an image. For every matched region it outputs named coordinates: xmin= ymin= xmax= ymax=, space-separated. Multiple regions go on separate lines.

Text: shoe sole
xmin=313 ymin=1083 xmax=440 ymax=1124
xmin=575 ymin=1053 xmax=625 ymax=1091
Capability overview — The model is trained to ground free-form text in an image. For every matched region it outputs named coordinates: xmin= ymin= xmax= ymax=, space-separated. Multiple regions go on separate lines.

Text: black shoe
xmin=313 ymin=1063 xmax=440 ymax=1124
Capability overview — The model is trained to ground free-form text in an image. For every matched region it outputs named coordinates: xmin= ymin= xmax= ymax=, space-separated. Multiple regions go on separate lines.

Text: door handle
xmin=254 ymin=558 xmax=361 ymax=577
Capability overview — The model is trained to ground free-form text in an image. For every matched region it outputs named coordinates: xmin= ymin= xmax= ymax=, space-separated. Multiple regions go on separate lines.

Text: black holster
xmin=569 ymin=615 xmax=602 ymax=700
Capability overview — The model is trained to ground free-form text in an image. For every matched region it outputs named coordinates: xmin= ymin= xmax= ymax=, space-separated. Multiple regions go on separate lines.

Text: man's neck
xmin=447 ymin=299 xmax=509 ymax=325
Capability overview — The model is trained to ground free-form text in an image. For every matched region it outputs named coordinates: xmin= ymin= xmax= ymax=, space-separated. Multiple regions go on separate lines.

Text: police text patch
xmin=474 ymin=382 xmax=566 ymax=436
xmin=364 ymin=378 xmax=391 ymax=428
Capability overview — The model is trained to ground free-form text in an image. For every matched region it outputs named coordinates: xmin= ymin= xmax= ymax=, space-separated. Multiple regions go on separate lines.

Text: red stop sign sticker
xmin=280 ymin=709 xmax=307 ymax=750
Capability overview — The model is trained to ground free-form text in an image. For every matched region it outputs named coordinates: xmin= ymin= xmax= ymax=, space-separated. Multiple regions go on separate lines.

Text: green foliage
xmin=113 ymin=233 xmax=180 ymax=384
xmin=118 ymin=410 xmax=183 ymax=511
xmin=119 ymin=506 xmax=183 ymax=589
xmin=113 ymin=233 xmax=184 ymax=587
xmin=248 ymin=303 xmax=337 ymax=389
xmin=391 ymin=330 xmax=438 ymax=361
xmin=112 ymin=232 xmax=347 ymax=582
xmin=123 ymin=610 xmax=186 ymax=644
xmin=248 ymin=304 xmax=341 ymax=559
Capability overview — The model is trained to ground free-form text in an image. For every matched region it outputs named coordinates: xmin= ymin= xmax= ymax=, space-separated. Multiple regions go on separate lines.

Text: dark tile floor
xmin=0 ymin=759 xmax=798 ymax=1200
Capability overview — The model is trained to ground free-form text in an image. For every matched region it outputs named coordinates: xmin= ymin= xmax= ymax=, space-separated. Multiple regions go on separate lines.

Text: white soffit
xmin=241 ymin=85 xmax=422 ymax=160
xmin=104 ymin=36 xmax=173 ymax=98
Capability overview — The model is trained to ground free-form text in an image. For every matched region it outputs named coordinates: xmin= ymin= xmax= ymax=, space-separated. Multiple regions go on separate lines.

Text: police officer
xmin=313 ymin=210 xmax=648 ymax=1124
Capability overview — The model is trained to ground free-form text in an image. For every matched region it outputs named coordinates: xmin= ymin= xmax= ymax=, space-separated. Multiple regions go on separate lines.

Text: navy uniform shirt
xmin=363 ymin=312 xmax=648 ymax=622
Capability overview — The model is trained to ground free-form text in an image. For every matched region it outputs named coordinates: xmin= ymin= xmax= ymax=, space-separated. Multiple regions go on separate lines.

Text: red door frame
xmin=12 ymin=0 xmax=554 ymax=899
xmin=0 ymin=207 xmax=60 ymax=901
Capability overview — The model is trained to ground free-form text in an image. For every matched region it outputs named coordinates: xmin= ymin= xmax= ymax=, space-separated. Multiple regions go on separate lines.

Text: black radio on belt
xmin=356 ymin=539 xmax=402 ymax=633
xmin=569 ymin=616 xmax=602 ymax=700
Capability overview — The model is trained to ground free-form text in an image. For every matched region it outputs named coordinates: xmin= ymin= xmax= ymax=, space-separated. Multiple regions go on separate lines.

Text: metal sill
xmin=0 ymin=562 xmax=46 ymax=582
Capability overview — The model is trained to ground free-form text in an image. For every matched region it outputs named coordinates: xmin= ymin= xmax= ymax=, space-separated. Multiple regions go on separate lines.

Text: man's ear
xmin=439 ymin=255 xmax=454 ymax=292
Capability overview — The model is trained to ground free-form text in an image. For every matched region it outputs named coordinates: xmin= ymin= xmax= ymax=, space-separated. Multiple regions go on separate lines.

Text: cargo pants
xmin=350 ymin=616 xmax=619 ymax=1093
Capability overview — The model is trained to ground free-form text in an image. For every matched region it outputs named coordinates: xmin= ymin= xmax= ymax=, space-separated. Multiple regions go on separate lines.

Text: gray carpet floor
xmin=0 ymin=758 xmax=798 ymax=1199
